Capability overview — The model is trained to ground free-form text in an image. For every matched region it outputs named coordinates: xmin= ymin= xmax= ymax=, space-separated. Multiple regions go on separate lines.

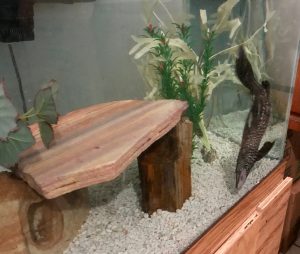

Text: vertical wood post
xmin=138 ymin=118 xmax=192 ymax=214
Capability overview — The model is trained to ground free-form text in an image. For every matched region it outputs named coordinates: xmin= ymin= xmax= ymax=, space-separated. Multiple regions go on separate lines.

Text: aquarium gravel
xmin=65 ymin=111 xmax=281 ymax=254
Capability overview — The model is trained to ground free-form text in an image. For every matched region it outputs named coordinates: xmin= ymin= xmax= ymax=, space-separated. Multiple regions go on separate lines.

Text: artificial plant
xmin=130 ymin=0 xmax=274 ymax=163
xmin=130 ymin=0 xmax=243 ymax=162
xmin=0 ymin=80 xmax=58 ymax=170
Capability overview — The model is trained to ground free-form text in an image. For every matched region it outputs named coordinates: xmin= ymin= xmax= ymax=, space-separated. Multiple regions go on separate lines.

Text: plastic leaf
xmin=263 ymin=10 xmax=275 ymax=33
xmin=205 ymin=61 xmax=241 ymax=101
xmin=0 ymin=81 xmax=18 ymax=140
xmin=129 ymin=36 xmax=156 ymax=56
xmin=0 ymin=121 xmax=34 ymax=168
xmin=199 ymin=9 xmax=208 ymax=30
xmin=228 ymin=19 xmax=241 ymax=39
xmin=211 ymin=0 xmax=240 ymax=35
xmin=133 ymin=40 xmax=160 ymax=60
xmin=168 ymin=38 xmax=197 ymax=60
xmin=39 ymin=121 xmax=54 ymax=148
xmin=41 ymin=79 xmax=58 ymax=101
xmin=34 ymin=85 xmax=58 ymax=124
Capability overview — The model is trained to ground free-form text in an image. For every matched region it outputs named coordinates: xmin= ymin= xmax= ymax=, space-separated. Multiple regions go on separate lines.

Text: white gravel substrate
xmin=65 ymin=110 xmax=283 ymax=254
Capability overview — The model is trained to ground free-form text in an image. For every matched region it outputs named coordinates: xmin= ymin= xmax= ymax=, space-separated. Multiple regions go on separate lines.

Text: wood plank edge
xmin=257 ymin=176 xmax=292 ymax=211
xmin=183 ymin=161 xmax=286 ymax=254
xmin=214 ymin=211 xmax=260 ymax=254
xmin=24 ymin=108 xmax=188 ymax=199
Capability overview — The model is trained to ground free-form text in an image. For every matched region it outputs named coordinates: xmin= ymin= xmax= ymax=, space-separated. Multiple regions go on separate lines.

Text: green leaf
xmin=0 ymin=121 xmax=35 ymax=168
xmin=34 ymin=84 xmax=58 ymax=124
xmin=0 ymin=81 xmax=18 ymax=139
xmin=39 ymin=121 xmax=54 ymax=148
xmin=41 ymin=79 xmax=58 ymax=101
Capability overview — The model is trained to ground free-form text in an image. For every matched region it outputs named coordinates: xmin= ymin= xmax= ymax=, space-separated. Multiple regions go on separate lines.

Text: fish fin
xmin=256 ymin=141 xmax=275 ymax=161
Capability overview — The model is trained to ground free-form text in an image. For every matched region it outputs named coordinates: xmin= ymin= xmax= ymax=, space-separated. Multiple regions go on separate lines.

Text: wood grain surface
xmin=214 ymin=177 xmax=292 ymax=254
xmin=281 ymin=179 xmax=300 ymax=252
xmin=0 ymin=172 xmax=89 ymax=254
xmin=291 ymin=59 xmax=300 ymax=115
xmin=138 ymin=118 xmax=192 ymax=214
xmin=256 ymin=177 xmax=292 ymax=254
xmin=288 ymin=59 xmax=300 ymax=131
xmin=16 ymin=100 xmax=187 ymax=199
xmin=184 ymin=161 xmax=286 ymax=254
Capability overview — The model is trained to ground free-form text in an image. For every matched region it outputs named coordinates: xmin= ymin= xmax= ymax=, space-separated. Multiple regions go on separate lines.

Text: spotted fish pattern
xmin=235 ymin=47 xmax=274 ymax=189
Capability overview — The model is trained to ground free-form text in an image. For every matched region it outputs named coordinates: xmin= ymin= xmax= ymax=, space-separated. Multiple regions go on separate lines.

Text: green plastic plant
xmin=137 ymin=22 xmax=218 ymax=161
xmin=130 ymin=0 xmax=242 ymax=162
xmin=130 ymin=0 xmax=274 ymax=163
xmin=0 ymin=80 xmax=58 ymax=170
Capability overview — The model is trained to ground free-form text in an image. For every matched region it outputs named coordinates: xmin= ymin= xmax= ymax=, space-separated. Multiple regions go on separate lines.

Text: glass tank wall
xmin=0 ymin=0 xmax=299 ymax=253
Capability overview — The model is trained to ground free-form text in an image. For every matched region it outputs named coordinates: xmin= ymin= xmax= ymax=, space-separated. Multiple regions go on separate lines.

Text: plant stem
xmin=195 ymin=30 xmax=215 ymax=152
xmin=19 ymin=107 xmax=36 ymax=121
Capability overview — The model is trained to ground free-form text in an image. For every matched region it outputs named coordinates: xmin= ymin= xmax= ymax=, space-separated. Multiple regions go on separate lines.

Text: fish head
xmin=236 ymin=168 xmax=248 ymax=190
xmin=235 ymin=150 xmax=256 ymax=190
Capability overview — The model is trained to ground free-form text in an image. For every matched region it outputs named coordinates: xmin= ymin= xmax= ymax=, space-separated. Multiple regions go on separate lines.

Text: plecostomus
xmin=235 ymin=47 xmax=274 ymax=189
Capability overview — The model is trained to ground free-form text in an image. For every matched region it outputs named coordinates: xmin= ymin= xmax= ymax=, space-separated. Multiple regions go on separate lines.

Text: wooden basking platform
xmin=16 ymin=100 xmax=192 ymax=213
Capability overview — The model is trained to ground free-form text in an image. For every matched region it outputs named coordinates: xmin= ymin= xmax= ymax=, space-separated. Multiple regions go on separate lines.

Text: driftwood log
xmin=138 ymin=118 xmax=192 ymax=214
xmin=0 ymin=172 xmax=89 ymax=254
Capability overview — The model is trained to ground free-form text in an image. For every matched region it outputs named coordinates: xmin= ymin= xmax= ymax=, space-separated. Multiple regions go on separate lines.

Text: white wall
xmin=264 ymin=0 xmax=300 ymax=117
xmin=0 ymin=0 xmax=185 ymax=114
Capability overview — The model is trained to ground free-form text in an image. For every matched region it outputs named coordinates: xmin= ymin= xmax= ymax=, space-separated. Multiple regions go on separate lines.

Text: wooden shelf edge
xmin=214 ymin=177 xmax=292 ymax=254
xmin=288 ymin=113 xmax=300 ymax=131
xmin=183 ymin=161 xmax=286 ymax=254
xmin=280 ymin=178 xmax=300 ymax=252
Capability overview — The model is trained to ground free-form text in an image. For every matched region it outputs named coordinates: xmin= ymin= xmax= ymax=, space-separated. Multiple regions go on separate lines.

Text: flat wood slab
xmin=17 ymin=100 xmax=188 ymax=199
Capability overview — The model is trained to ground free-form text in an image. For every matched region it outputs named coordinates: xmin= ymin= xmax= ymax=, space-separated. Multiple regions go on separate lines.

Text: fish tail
xmin=235 ymin=47 xmax=258 ymax=93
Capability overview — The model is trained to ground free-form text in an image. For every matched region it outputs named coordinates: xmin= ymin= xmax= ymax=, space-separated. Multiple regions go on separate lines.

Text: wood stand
xmin=215 ymin=177 xmax=292 ymax=254
xmin=284 ymin=138 xmax=299 ymax=179
xmin=0 ymin=173 xmax=89 ymax=254
xmin=281 ymin=179 xmax=300 ymax=253
xmin=280 ymin=130 xmax=300 ymax=252
xmin=185 ymin=162 xmax=292 ymax=254
xmin=288 ymin=59 xmax=300 ymax=131
xmin=138 ymin=118 xmax=192 ymax=214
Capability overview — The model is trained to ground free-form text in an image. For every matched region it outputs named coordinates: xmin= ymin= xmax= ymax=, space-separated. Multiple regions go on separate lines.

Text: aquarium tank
xmin=0 ymin=0 xmax=299 ymax=253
